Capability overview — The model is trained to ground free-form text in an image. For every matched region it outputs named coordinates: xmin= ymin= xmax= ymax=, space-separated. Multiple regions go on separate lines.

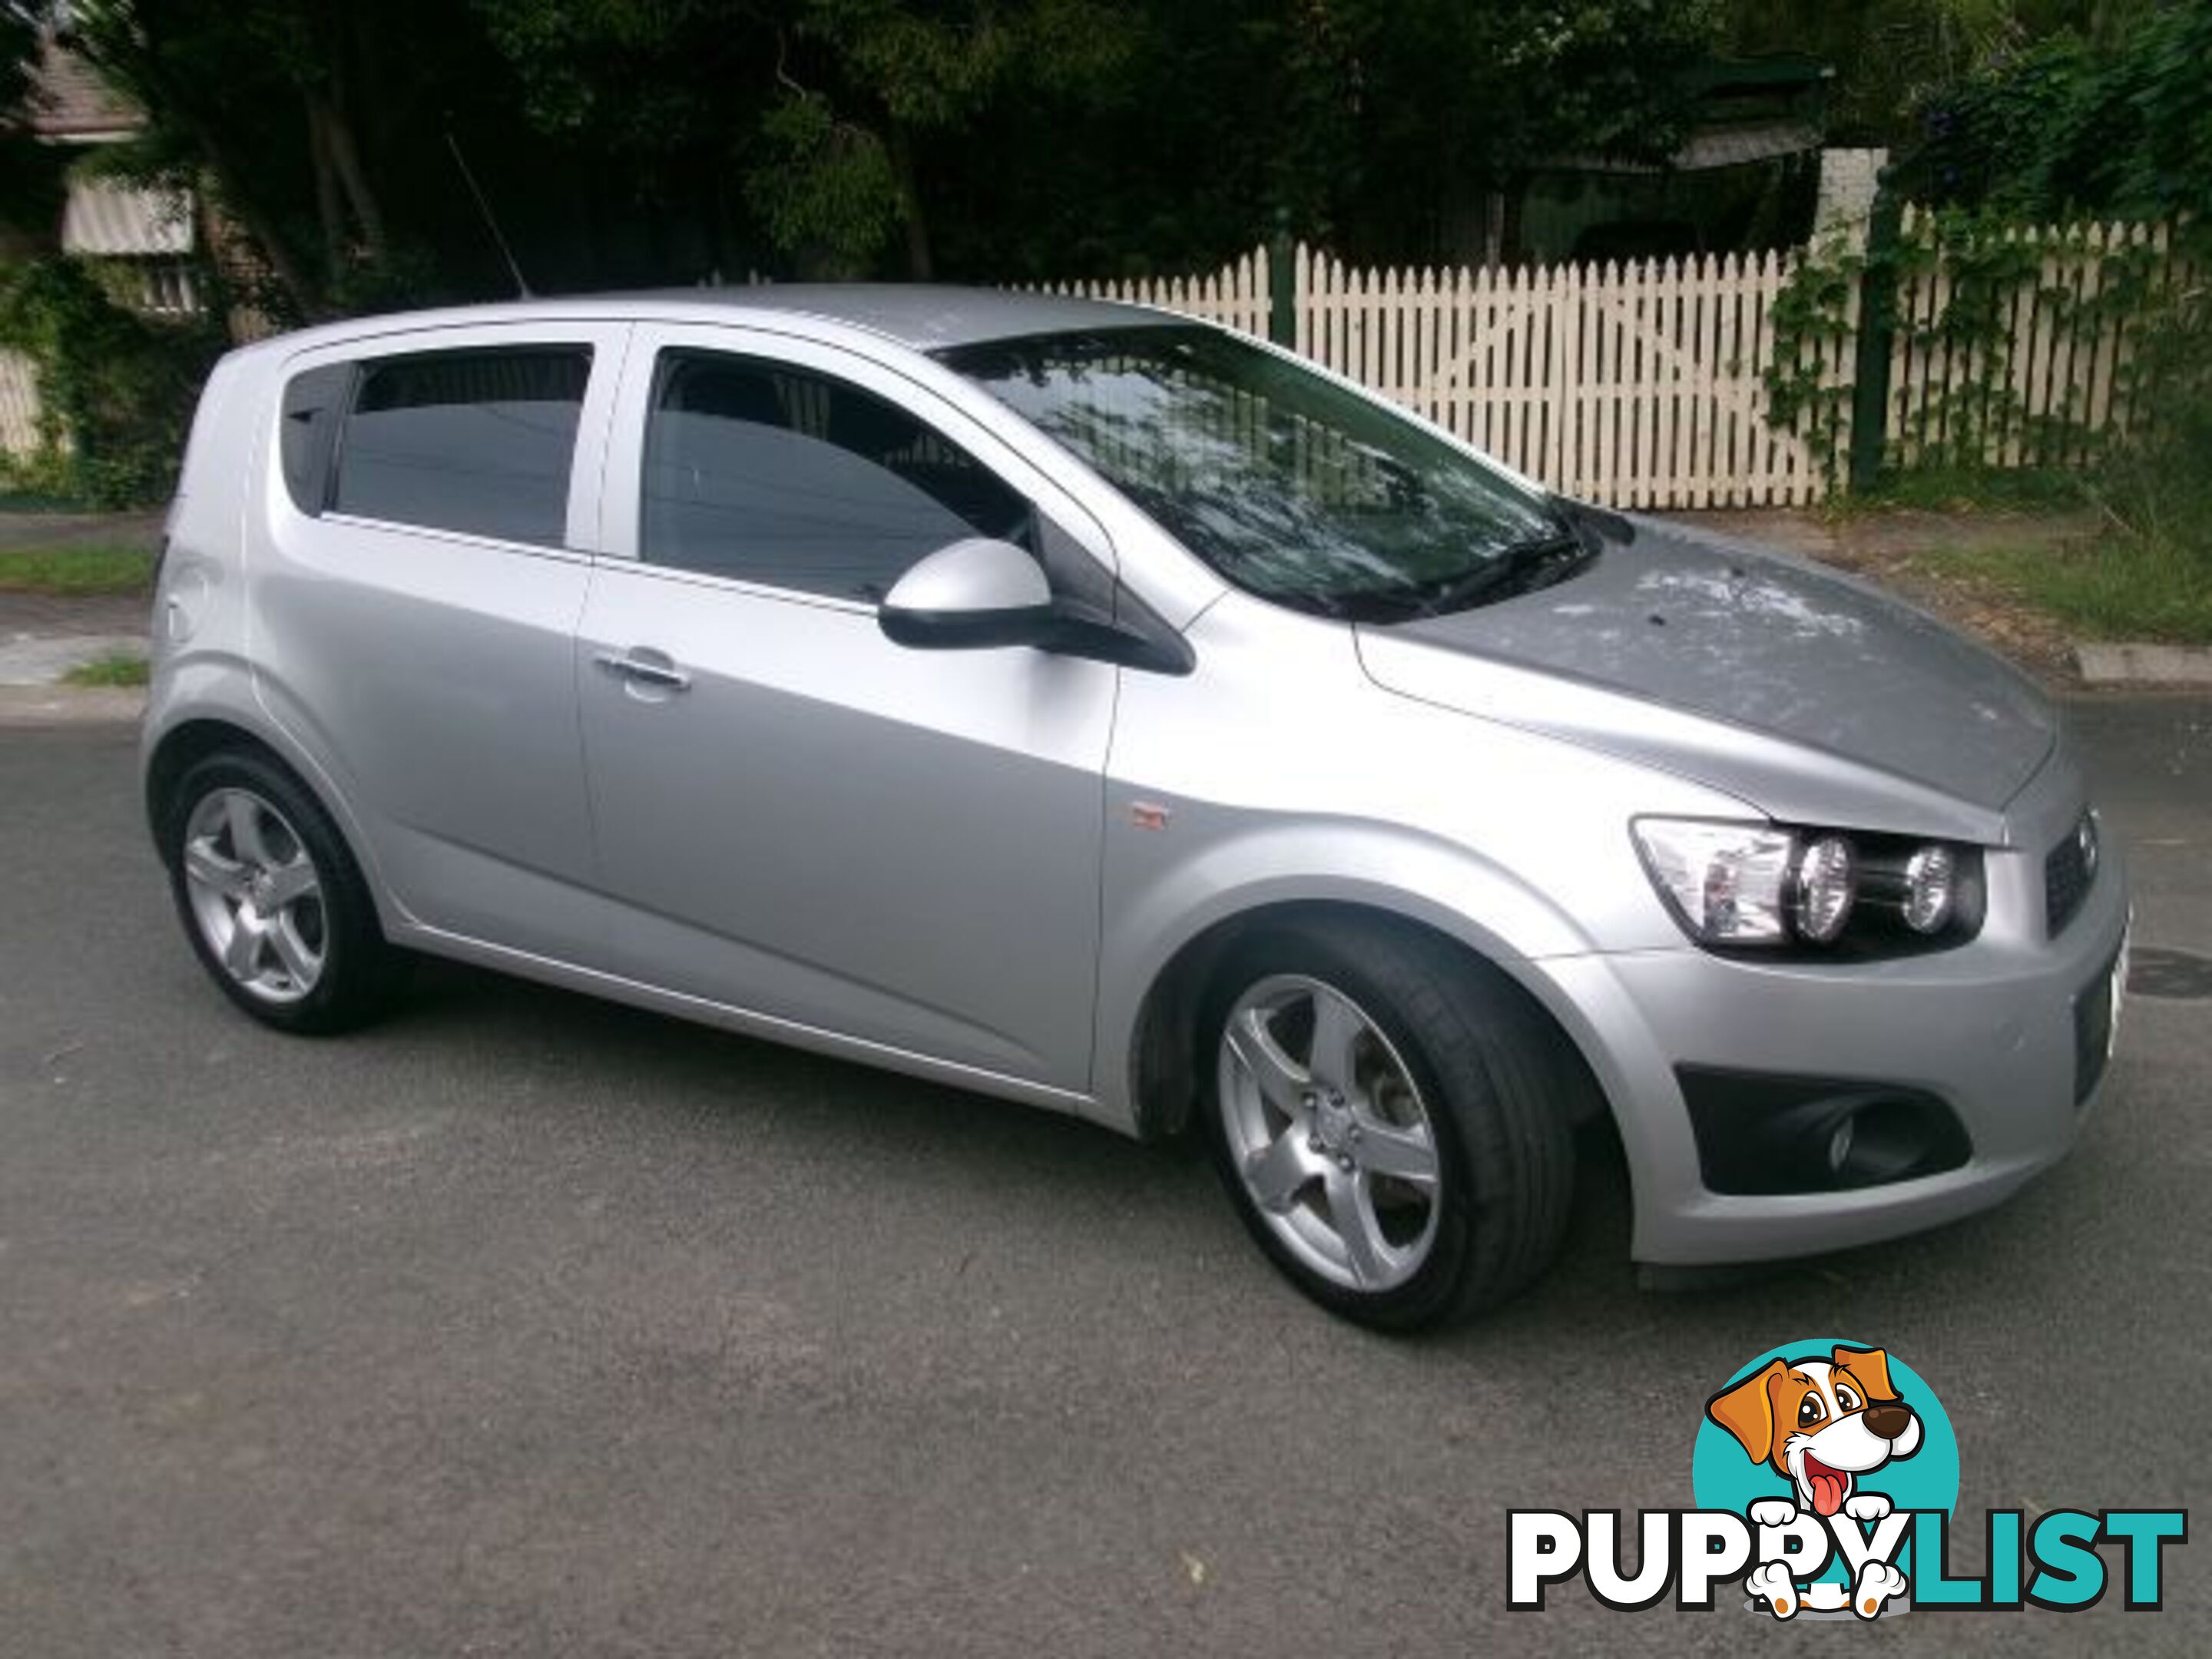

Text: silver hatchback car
xmin=144 ymin=287 xmax=2129 ymax=1329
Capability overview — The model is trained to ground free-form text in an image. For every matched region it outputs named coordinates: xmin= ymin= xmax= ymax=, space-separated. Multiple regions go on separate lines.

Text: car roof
xmin=251 ymin=284 xmax=1177 ymax=362
xmin=618 ymin=283 xmax=1171 ymax=350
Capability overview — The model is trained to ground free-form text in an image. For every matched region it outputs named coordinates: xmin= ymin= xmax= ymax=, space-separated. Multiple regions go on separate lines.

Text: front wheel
xmin=1200 ymin=917 xmax=1576 ymax=1330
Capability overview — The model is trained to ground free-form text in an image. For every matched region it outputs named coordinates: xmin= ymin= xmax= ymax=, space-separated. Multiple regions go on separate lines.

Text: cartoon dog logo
xmin=1706 ymin=1346 xmax=1922 ymax=1619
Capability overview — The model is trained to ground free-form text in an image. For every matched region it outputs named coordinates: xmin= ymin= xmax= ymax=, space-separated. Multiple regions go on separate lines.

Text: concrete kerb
xmin=2075 ymin=643 xmax=2212 ymax=687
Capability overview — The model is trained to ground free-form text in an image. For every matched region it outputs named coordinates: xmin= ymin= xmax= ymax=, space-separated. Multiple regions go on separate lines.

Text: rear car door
xmin=576 ymin=324 xmax=1117 ymax=1091
xmin=250 ymin=320 xmax=628 ymax=957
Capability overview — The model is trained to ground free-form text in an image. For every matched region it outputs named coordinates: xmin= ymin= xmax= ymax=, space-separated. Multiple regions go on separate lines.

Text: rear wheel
xmin=1200 ymin=916 xmax=1576 ymax=1330
xmin=161 ymin=750 xmax=409 ymax=1034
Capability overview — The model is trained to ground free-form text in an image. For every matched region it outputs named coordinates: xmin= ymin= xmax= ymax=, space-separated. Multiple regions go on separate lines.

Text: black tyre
xmin=159 ymin=749 xmax=410 ymax=1034
xmin=1200 ymin=915 xmax=1576 ymax=1330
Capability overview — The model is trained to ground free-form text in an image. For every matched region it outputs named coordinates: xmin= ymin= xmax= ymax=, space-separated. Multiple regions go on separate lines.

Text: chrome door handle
xmin=593 ymin=648 xmax=692 ymax=691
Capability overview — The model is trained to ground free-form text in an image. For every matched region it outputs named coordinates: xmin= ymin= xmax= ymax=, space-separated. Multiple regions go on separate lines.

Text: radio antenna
xmin=445 ymin=131 xmax=533 ymax=299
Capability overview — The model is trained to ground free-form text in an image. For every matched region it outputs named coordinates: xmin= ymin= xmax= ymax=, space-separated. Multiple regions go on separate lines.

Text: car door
xmin=251 ymin=320 xmax=628 ymax=958
xmin=577 ymin=324 xmax=1117 ymax=1091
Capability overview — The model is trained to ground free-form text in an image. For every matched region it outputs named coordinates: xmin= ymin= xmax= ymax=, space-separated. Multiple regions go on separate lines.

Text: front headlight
xmin=1630 ymin=819 xmax=1796 ymax=945
xmin=1902 ymin=843 xmax=1957 ymax=934
xmin=1632 ymin=818 xmax=1983 ymax=952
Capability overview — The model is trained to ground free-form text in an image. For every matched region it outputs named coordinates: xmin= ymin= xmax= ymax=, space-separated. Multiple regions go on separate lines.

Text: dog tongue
xmin=1811 ymin=1469 xmax=1848 ymax=1517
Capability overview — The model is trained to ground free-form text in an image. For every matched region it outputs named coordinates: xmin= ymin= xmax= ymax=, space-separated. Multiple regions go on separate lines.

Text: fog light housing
xmin=1826 ymin=1115 xmax=1856 ymax=1175
xmin=1791 ymin=835 xmax=1856 ymax=944
xmin=1902 ymin=844 xmax=1957 ymax=934
xmin=1678 ymin=1066 xmax=1974 ymax=1194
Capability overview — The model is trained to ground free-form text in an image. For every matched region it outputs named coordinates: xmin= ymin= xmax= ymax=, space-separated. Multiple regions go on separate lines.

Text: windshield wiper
xmin=1413 ymin=527 xmax=1594 ymax=618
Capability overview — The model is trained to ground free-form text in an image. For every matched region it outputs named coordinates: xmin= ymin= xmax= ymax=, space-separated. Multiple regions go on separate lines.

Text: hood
xmin=1356 ymin=517 xmax=2056 ymax=841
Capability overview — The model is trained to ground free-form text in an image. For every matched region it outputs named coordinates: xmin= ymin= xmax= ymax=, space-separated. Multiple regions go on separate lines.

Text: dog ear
xmin=1707 ymin=1359 xmax=1785 ymax=1462
xmin=1834 ymin=1346 xmax=1898 ymax=1402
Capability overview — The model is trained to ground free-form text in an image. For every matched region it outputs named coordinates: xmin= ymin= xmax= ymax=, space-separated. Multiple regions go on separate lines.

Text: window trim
xmin=317 ymin=510 xmax=599 ymax=567
xmin=268 ymin=319 xmax=633 ymax=558
xmin=279 ymin=360 xmax=356 ymax=516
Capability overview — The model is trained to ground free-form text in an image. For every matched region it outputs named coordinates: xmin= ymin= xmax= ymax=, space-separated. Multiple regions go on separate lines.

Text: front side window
xmin=333 ymin=346 xmax=591 ymax=546
xmin=641 ymin=350 xmax=1034 ymax=601
xmin=940 ymin=326 xmax=1576 ymax=621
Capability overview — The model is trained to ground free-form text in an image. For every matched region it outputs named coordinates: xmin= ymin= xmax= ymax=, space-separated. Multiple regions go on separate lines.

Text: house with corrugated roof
xmin=23 ymin=29 xmax=201 ymax=316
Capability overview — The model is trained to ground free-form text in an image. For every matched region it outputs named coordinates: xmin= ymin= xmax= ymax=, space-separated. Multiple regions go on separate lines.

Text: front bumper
xmin=1533 ymin=780 xmax=2131 ymax=1267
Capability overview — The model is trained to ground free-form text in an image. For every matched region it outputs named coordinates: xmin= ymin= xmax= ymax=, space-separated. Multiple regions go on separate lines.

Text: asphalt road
xmin=3 ymin=700 xmax=2207 ymax=1657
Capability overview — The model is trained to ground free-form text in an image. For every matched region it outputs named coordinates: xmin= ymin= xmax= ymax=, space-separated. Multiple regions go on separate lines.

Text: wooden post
xmin=1269 ymin=209 xmax=1296 ymax=348
xmin=1848 ymin=175 xmax=1903 ymax=493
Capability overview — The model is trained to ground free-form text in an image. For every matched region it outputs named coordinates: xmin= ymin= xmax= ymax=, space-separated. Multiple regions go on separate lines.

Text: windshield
xmin=938 ymin=325 xmax=1576 ymax=620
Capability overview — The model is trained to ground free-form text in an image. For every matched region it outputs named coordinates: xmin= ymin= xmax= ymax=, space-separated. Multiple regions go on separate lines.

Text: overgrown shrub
xmin=2094 ymin=272 xmax=2212 ymax=565
xmin=0 ymin=257 xmax=226 ymax=508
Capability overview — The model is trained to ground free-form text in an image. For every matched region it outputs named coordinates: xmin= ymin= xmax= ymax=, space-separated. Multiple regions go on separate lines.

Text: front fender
xmin=1091 ymin=816 xmax=1601 ymax=1131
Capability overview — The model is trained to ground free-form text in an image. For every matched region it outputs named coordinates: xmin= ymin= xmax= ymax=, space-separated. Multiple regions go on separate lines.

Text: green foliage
xmin=1923 ymin=533 xmax=2212 ymax=644
xmin=1724 ymin=0 xmax=2024 ymax=145
xmin=68 ymin=0 xmax=508 ymax=319
xmin=0 ymin=257 xmax=224 ymax=507
xmin=61 ymin=650 xmax=151 ymax=687
xmin=1764 ymin=204 xmax=2184 ymax=488
xmin=44 ymin=0 xmax=1739 ymax=293
xmin=747 ymin=89 xmax=902 ymax=275
xmin=1913 ymin=2 xmax=2212 ymax=223
xmin=2094 ymin=281 xmax=2212 ymax=565
xmin=0 ymin=542 xmax=158 ymax=594
xmin=1762 ymin=230 xmax=1863 ymax=488
xmin=1850 ymin=463 xmax=2089 ymax=514
xmin=0 ymin=4 xmax=64 ymax=240
xmin=1903 ymin=5 xmax=2212 ymax=573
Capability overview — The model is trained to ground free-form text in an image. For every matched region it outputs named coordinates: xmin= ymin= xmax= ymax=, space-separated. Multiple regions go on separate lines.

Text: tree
xmin=37 ymin=0 xmax=1740 ymax=303
xmin=763 ymin=0 xmax=1137 ymax=277
xmin=0 ymin=2 xmax=60 ymax=246
xmin=924 ymin=0 xmax=1723 ymax=276
xmin=477 ymin=0 xmax=1137 ymax=280
xmin=1909 ymin=0 xmax=2212 ymax=220
xmin=1718 ymin=0 xmax=2163 ymax=147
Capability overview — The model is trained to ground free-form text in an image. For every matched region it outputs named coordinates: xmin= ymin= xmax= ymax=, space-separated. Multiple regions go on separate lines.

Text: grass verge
xmin=1919 ymin=532 xmax=2212 ymax=645
xmin=61 ymin=651 xmax=151 ymax=688
xmin=0 ymin=542 xmax=156 ymax=594
xmin=1845 ymin=465 xmax=2094 ymax=518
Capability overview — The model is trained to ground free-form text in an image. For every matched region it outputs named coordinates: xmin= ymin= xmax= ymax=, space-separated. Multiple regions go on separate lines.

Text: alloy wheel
xmin=1216 ymin=974 xmax=1444 ymax=1292
xmin=180 ymin=787 xmax=327 ymax=1004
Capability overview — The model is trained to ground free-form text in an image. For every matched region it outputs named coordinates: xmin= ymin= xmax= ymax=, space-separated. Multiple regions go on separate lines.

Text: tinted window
xmin=280 ymin=362 xmax=353 ymax=514
xmin=333 ymin=347 xmax=590 ymax=545
xmin=641 ymin=351 xmax=1033 ymax=601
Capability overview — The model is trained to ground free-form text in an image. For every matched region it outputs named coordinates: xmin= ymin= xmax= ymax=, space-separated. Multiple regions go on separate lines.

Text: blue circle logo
xmin=1693 ymin=1338 xmax=1959 ymax=1601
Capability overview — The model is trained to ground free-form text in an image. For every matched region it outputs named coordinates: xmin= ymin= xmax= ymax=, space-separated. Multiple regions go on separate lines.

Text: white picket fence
xmin=1046 ymin=243 xmax=1846 ymax=508
xmin=1302 ymin=246 xmax=1848 ymax=508
xmin=1047 ymin=227 xmax=2179 ymax=508
xmin=1035 ymin=247 xmax=1274 ymax=341
xmin=6 ymin=229 xmax=2177 ymax=504
xmin=1886 ymin=211 xmax=2186 ymax=471
xmin=0 ymin=349 xmax=40 ymax=456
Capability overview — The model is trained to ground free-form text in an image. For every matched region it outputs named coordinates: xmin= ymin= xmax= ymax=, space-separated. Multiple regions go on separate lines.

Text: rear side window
xmin=330 ymin=346 xmax=591 ymax=546
xmin=641 ymin=350 xmax=1034 ymax=601
xmin=280 ymin=363 xmax=353 ymax=513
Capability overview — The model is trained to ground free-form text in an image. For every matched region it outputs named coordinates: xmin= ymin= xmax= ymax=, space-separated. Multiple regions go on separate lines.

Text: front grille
xmin=2045 ymin=819 xmax=2094 ymax=936
xmin=2074 ymin=949 xmax=2121 ymax=1104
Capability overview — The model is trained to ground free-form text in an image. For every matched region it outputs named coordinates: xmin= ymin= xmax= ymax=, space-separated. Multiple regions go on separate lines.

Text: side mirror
xmin=878 ymin=538 xmax=1056 ymax=651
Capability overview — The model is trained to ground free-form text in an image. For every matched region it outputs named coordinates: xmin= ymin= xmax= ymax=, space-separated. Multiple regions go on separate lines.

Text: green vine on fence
xmin=1760 ymin=228 xmax=1862 ymax=489
xmin=1762 ymin=204 xmax=2186 ymax=488
xmin=0 ymin=257 xmax=227 ymax=508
